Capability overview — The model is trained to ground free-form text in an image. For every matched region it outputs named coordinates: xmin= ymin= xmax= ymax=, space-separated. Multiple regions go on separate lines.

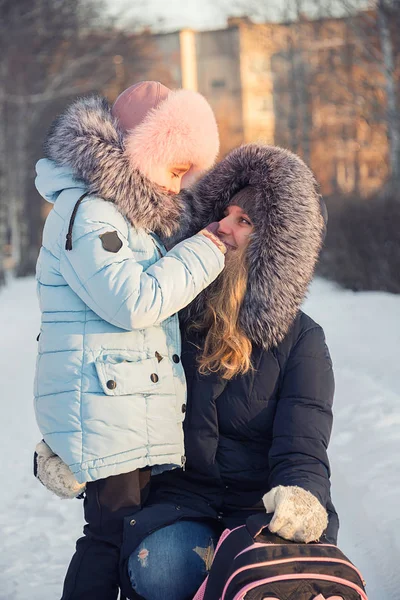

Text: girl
xmin=33 ymin=81 xmax=226 ymax=598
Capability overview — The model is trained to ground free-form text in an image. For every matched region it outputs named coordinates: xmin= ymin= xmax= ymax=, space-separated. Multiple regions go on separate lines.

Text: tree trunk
xmin=0 ymin=61 xmax=8 ymax=288
xmin=13 ymin=95 xmax=38 ymax=277
xmin=377 ymin=0 xmax=400 ymax=185
xmin=287 ymin=38 xmax=300 ymax=154
xmin=296 ymin=50 xmax=312 ymax=166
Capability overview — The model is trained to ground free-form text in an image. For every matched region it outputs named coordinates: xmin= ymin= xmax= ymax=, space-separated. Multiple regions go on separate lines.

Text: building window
xmin=337 ymin=160 xmax=355 ymax=192
xmin=367 ymin=163 xmax=383 ymax=178
xmin=259 ymin=97 xmax=272 ymax=112
xmin=211 ymin=79 xmax=226 ymax=89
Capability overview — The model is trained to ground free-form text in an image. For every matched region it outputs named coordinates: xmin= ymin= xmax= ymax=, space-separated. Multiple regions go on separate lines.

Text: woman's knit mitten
xmin=34 ymin=440 xmax=86 ymax=499
xmin=262 ymin=485 xmax=328 ymax=543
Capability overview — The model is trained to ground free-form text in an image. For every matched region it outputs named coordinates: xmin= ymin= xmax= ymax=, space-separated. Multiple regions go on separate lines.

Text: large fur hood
xmin=179 ymin=144 xmax=325 ymax=351
xmin=44 ymin=96 xmax=185 ymax=237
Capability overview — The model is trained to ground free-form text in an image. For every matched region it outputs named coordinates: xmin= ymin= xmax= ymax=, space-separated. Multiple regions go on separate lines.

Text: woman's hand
xmin=34 ymin=441 xmax=86 ymax=499
xmin=262 ymin=485 xmax=328 ymax=543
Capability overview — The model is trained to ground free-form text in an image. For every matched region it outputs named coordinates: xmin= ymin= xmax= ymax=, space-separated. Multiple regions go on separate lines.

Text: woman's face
xmin=217 ymin=205 xmax=254 ymax=251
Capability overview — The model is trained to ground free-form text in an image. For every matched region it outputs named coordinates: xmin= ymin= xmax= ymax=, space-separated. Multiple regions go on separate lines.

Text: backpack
xmin=193 ymin=514 xmax=368 ymax=600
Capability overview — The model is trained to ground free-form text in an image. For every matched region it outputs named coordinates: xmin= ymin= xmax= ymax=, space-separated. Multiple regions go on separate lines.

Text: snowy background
xmin=0 ymin=276 xmax=399 ymax=599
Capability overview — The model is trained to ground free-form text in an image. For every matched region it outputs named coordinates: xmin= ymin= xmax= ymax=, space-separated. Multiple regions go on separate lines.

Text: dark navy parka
xmin=140 ymin=311 xmax=337 ymax=533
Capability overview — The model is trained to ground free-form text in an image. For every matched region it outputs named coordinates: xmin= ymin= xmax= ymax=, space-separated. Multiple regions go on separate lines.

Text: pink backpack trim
xmin=236 ymin=542 xmax=338 ymax=557
xmin=313 ymin=596 xmax=345 ymax=600
xmin=192 ymin=526 xmax=367 ymax=600
xmin=229 ymin=574 xmax=368 ymax=600
xmin=222 ymin=554 xmax=366 ymax=597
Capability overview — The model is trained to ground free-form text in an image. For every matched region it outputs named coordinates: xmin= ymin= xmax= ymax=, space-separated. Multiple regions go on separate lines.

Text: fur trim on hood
xmin=44 ymin=96 xmax=189 ymax=237
xmin=178 ymin=144 xmax=325 ymax=350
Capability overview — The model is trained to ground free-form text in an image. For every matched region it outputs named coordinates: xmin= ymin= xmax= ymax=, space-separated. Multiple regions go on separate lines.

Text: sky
xmin=105 ymin=0 xmax=284 ymax=32
xmin=104 ymin=0 xmax=370 ymax=33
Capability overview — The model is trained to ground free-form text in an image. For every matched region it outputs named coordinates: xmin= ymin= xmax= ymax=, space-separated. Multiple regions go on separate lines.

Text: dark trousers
xmin=61 ymin=469 xmax=151 ymax=600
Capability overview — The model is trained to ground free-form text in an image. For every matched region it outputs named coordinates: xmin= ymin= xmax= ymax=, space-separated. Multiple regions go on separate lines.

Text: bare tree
xmin=280 ymin=1 xmax=314 ymax=166
xmin=223 ymin=0 xmax=400 ymax=193
xmin=0 ymin=0 xmax=12 ymax=287
xmin=319 ymin=0 xmax=400 ymax=187
xmin=376 ymin=0 xmax=400 ymax=184
xmin=0 ymin=0 xmax=158 ymax=281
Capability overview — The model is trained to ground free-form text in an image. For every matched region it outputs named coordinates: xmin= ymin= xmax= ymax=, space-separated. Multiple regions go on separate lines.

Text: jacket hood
xmin=179 ymin=144 xmax=325 ymax=350
xmin=122 ymin=87 xmax=220 ymax=187
xmin=35 ymin=159 xmax=86 ymax=204
xmin=43 ymin=95 xmax=188 ymax=237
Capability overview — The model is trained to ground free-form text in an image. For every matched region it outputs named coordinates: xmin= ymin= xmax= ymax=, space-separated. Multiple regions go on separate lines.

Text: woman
xmin=38 ymin=143 xmax=337 ymax=600
xmin=120 ymin=143 xmax=337 ymax=600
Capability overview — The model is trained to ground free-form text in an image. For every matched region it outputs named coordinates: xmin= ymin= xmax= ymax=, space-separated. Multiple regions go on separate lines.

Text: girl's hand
xmin=262 ymin=485 xmax=328 ymax=543
xmin=199 ymin=223 xmax=227 ymax=254
xmin=34 ymin=441 xmax=86 ymax=499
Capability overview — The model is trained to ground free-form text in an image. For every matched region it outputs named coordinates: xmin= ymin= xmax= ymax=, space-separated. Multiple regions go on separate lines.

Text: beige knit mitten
xmin=262 ymin=485 xmax=328 ymax=543
xmin=35 ymin=441 xmax=86 ymax=499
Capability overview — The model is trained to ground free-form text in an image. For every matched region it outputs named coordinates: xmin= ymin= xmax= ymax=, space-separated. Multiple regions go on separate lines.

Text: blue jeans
xmin=127 ymin=519 xmax=222 ymax=600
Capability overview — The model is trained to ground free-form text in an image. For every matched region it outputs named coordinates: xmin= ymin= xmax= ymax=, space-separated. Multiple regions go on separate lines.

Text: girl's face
xmin=152 ymin=163 xmax=192 ymax=194
xmin=217 ymin=205 xmax=254 ymax=251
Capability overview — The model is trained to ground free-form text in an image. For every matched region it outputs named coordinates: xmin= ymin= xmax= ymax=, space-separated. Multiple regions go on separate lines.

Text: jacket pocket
xmin=94 ymin=351 xmax=164 ymax=396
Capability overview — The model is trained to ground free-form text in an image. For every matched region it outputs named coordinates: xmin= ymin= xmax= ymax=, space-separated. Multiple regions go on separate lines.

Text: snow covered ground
xmin=0 ymin=276 xmax=399 ymax=600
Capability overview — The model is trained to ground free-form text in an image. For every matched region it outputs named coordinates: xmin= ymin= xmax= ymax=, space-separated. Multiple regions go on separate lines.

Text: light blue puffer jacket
xmin=34 ymin=158 xmax=225 ymax=483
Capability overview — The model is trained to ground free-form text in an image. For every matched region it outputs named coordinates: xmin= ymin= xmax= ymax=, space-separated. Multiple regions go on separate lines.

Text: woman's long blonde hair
xmin=191 ymin=248 xmax=253 ymax=380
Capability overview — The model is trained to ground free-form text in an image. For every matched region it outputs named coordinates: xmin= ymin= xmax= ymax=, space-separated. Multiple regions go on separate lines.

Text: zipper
xmin=65 ymin=191 xmax=90 ymax=250
xmin=151 ymin=236 xmax=164 ymax=258
xmin=181 ymin=455 xmax=186 ymax=471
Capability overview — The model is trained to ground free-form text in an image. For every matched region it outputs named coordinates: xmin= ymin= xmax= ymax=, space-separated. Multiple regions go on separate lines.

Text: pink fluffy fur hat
xmin=112 ymin=81 xmax=220 ymax=186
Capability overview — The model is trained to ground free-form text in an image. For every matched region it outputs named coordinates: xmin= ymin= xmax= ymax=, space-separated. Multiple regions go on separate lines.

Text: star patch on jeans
xmin=99 ymin=231 xmax=123 ymax=253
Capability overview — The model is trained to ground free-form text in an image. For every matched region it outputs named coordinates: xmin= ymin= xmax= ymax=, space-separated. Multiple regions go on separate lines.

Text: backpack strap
xmin=65 ymin=191 xmax=91 ymax=250
xmin=246 ymin=513 xmax=301 ymax=545
xmin=245 ymin=512 xmax=273 ymax=539
xmin=203 ymin=525 xmax=254 ymax=600
xmin=246 ymin=513 xmax=325 ymax=548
